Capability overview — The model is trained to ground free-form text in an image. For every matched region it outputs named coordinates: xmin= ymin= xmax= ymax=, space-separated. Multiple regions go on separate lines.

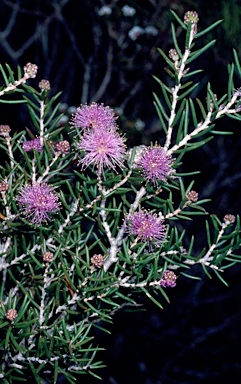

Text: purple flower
xmin=71 ymin=103 xmax=117 ymax=130
xmin=17 ymin=183 xmax=60 ymax=225
xmin=78 ymin=127 xmax=126 ymax=173
xmin=137 ymin=146 xmax=173 ymax=185
xmin=160 ymin=270 xmax=177 ymax=288
xmin=22 ymin=138 xmax=43 ymax=153
xmin=127 ymin=210 xmax=166 ymax=242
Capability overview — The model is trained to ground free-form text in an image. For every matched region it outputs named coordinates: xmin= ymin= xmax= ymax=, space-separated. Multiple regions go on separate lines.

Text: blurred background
xmin=0 ymin=0 xmax=241 ymax=383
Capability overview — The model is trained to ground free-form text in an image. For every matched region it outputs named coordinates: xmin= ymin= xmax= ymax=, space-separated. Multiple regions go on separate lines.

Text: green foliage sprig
xmin=0 ymin=10 xmax=241 ymax=383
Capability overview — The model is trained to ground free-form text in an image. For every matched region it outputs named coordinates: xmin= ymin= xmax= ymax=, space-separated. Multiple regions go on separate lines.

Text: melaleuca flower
xmin=38 ymin=79 xmax=51 ymax=91
xmin=0 ymin=180 xmax=8 ymax=192
xmin=71 ymin=103 xmax=117 ymax=130
xmin=23 ymin=63 xmax=38 ymax=78
xmin=137 ymin=146 xmax=173 ymax=185
xmin=56 ymin=140 xmax=70 ymax=154
xmin=0 ymin=124 xmax=11 ymax=137
xmin=22 ymin=138 xmax=43 ymax=153
xmin=160 ymin=270 xmax=177 ymax=288
xmin=17 ymin=183 xmax=60 ymax=225
xmin=5 ymin=309 xmax=18 ymax=322
xmin=127 ymin=210 xmax=166 ymax=242
xmin=43 ymin=251 xmax=54 ymax=263
xmin=184 ymin=11 xmax=199 ymax=34
xmin=184 ymin=10 xmax=199 ymax=25
xmin=91 ymin=254 xmax=104 ymax=268
xmin=169 ymin=48 xmax=179 ymax=61
xmin=186 ymin=190 xmax=198 ymax=202
xmin=223 ymin=214 xmax=235 ymax=225
xmin=78 ymin=127 xmax=126 ymax=173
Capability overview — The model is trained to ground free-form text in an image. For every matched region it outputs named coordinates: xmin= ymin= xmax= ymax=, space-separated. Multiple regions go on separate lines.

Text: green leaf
xmin=156 ymin=48 xmax=175 ymax=70
xmin=186 ymin=40 xmax=216 ymax=64
xmin=233 ymin=48 xmax=241 ymax=78
xmin=195 ymin=19 xmax=223 ymax=38
xmin=228 ymin=63 xmax=235 ymax=99
xmin=170 ymin=9 xmax=186 ymax=29
xmin=171 ymin=22 xmax=182 ymax=58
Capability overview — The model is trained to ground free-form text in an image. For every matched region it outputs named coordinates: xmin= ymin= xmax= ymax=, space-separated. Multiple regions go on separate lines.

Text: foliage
xmin=0 ymin=10 xmax=241 ymax=383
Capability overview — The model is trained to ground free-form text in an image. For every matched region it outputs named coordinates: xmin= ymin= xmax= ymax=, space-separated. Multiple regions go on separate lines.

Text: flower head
xmin=22 ymin=138 xmax=43 ymax=153
xmin=223 ymin=214 xmax=235 ymax=225
xmin=186 ymin=190 xmax=198 ymax=202
xmin=160 ymin=270 xmax=177 ymax=288
xmin=184 ymin=11 xmax=199 ymax=25
xmin=169 ymin=48 xmax=179 ymax=61
xmin=17 ymin=183 xmax=60 ymax=225
xmin=137 ymin=146 xmax=173 ymax=185
xmin=43 ymin=251 xmax=54 ymax=263
xmin=78 ymin=127 xmax=126 ymax=173
xmin=0 ymin=180 xmax=8 ymax=192
xmin=127 ymin=210 xmax=166 ymax=242
xmin=91 ymin=254 xmax=104 ymax=268
xmin=38 ymin=79 xmax=51 ymax=91
xmin=56 ymin=140 xmax=70 ymax=154
xmin=0 ymin=125 xmax=11 ymax=137
xmin=5 ymin=309 xmax=18 ymax=322
xmin=24 ymin=63 xmax=38 ymax=78
xmin=71 ymin=103 xmax=117 ymax=130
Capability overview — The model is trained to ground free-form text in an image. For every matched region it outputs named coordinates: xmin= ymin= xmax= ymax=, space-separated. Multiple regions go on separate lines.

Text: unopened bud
xmin=169 ymin=48 xmax=179 ymax=61
xmin=186 ymin=190 xmax=198 ymax=202
xmin=0 ymin=125 xmax=11 ymax=137
xmin=223 ymin=214 xmax=235 ymax=225
xmin=91 ymin=254 xmax=104 ymax=268
xmin=24 ymin=63 xmax=38 ymax=78
xmin=184 ymin=11 xmax=199 ymax=25
xmin=43 ymin=251 xmax=54 ymax=263
xmin=56 ymin=140 xmax=70 ymax=154
xmin=0 ymin=181 xmax=8 ymax=192
xmin=160 ymin=270 xmax=177 ymax=288
xmin=38 ymin=79 xmax=51 ymax=91
xmin=6 ymin=309 xmax=18 ymax=322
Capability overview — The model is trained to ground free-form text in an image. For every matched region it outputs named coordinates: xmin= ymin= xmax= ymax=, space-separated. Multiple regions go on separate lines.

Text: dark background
xmin=0 ymin=1 xmax=241 ymax=383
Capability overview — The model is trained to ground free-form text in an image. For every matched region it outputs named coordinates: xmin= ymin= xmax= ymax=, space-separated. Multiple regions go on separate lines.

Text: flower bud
xmin=56 ymin=140 xmax=70 ymax=154
xmin=38 ymin=79 xmax=51 ymax=91
xmin=184 ymin=11 xmax=199 ymax=25
xmin=24 ymin=63 xmax=38 ymax=78
xmin=43 ymin=252 xmax=54 ymax=263
xmin=5 ymin=309 xmax=18 ymax=322
xmin=91 ymin=254 xmax=104 ymax=268
xmin=0 ymin=181 xmax=8 ymax=192
xmin=186 ymin=190 xmax=198 ymax=202
xmin=223 ymin=214 xmax=235 ymax=225
xmin=160 ymin=270 xmax=177 ymax=288
xmin=0 ymin=125 xmax=11 ymax=137
xmin=169 ymin=48 xmax=179 ymax=61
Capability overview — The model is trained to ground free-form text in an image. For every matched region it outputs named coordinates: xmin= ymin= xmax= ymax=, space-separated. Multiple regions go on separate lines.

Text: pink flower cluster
xmin=71 ymin=102 xmax=117 ymax=130
xmin=137 ymin=146 xmax=173 ymax=185
xmin=17 ymin=183 xmax=60 ymax=225
xmin=22 ymin=138 xmax=43 ymax=153
xmin=71 ymin=103 xmax=126 ymax=173
xmin=160 ymin=270 xmax=177 ymax=288
xmin=127 ymin=210 xmax=166 ymax=242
